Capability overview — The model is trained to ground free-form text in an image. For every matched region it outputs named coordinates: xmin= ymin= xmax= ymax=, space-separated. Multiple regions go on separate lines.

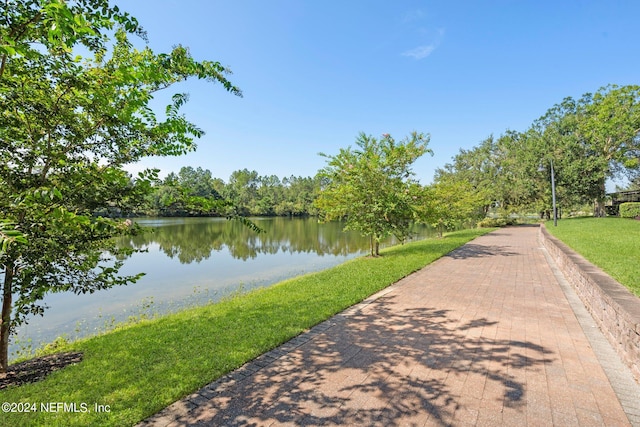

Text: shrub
xmin=619 ymin=202 xmax=640 ymax=218
xmin=477 ymin=217 xmax=518 ymax=228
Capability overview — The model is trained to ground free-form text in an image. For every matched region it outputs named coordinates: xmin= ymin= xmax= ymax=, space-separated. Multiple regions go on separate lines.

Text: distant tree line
xmin=110 ymin=166 xmax=325 ymax=217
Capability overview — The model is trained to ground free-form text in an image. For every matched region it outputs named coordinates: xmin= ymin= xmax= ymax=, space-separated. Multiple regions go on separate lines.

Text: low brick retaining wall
xmin=539 ymin=225 xmax=640 ymax=383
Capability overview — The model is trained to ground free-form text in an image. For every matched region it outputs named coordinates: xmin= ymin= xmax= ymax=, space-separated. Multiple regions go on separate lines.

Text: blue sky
xmin=121 ymin=1 xmax=639 ymax=185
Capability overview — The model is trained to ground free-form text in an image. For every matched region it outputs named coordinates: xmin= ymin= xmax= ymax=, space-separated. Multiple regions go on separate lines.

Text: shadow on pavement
xmin=186 ymin=295 xmax=554 ymax=426
xmin=446 ymin=244 xmax=519 ymax=259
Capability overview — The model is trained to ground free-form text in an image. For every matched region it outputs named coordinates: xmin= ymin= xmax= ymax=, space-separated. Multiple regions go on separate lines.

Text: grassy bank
xmin=0 ymin=228 xmax=491 ymax=427
xmin=545 ymin=217 xmax=640 ymax=297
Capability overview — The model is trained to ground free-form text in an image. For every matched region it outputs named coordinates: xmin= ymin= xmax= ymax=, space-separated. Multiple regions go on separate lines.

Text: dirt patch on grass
xmin=0 ymin=352 xmax=83 ymax=389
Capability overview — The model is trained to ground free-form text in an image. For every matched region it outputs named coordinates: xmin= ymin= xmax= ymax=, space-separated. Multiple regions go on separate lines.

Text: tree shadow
xmin=446 ymin=244 xmax=520 ymax=259
xmin=176 ymin=295 xmax=554 ymax=426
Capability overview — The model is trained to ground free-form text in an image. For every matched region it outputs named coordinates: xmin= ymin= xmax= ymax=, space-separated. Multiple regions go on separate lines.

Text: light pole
xmin=539 ymin=159 xmax=557 ymax=226
xmin=550 ymin=159 xmax=557 ymax=227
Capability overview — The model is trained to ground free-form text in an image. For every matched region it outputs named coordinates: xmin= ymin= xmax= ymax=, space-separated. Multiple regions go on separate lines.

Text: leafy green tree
xmin=426 ymin=176 xmax=488 ymax=237
xmin=277 ymin=175 xmax=322 ymax=217
xmin=434 ymin=85 xmax=639 ymax=221
xmin=494 ymin=130 xmax=555 ymax=214
xmin=251 ymin=175 xmax=278 ymax=216
xmin=177 ymin=167 xmax=220 ymax=198
xmin=225 ymin=169 xmax=259 ymax=215
xmin=434 ymin=135 xmax=499 ymax=214
xmin=433 ymin=131 xmax=540 ymax=215
xmin=436 ymin=128 xmax=585 ymax=219
xmin=315 ymin=132 xmax=432 ymax=256
xmin=159 ymin=167 xmax=225 ymax=216
xmin=0 ymin=0 xmax=241 ymax=372
xmin=535 ymin=85 xmax=640 ymax=216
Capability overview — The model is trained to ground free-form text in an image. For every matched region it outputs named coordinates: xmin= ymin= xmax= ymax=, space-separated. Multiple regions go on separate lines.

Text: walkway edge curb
xmin=539 ymin=233 xmax=640 ymax=426
xmin=539 ymin=224 xmax=640 ymax=384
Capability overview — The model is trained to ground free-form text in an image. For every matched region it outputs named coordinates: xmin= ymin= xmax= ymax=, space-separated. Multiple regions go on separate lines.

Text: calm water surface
xmin=12 ymin=217 xmax=434 ymax=357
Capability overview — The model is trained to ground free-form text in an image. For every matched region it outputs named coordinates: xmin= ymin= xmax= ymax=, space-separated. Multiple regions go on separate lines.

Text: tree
xmin=177 ymin=167 xmax=220 ymax=199
xmin=426 ymin=176 xmax=488 ymax=237
xmin=0 ymin=0 xmax=241 ymax=372
xmin=493 ymin=130 xmax=555 ymax=214
xmin=225 ymin=169 xmax=259 ymax=215
xmin=434 ymin=135 xmax=499 ymax=214
xmin=431 ymin=85 xmax=640 ymax=221
xmin=254 ymin=175 xmax=282 ymax=216
xmin=274 ymin=175 xmax=322 ymax=217
xmin=534 ymin=85 xmax=640 ymax=216
xmin=315 ymin=132 xmax=432 ymax=256
xmin=433 ymin=131 xmax=543 ymax=215
xmin=165 ymin=167 xmax=225 ymax=216
xmin=435 ymin=125 xmax=601 ymax=220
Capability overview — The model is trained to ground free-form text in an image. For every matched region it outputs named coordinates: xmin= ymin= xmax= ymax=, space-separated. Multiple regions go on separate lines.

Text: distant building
xmin=605 ymin=190 xmax=640 ymax=215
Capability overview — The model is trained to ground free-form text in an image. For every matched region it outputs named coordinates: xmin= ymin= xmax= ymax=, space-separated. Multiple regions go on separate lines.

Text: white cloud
xmin=402 ymin=28 xmax=445 ymax=60
xmin=402 ymin=44 xmax=437 ymax=60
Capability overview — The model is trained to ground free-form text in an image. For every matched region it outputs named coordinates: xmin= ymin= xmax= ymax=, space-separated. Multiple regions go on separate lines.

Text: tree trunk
xmin=594 ymin=199 xmax=606 ymax=217
xmin=1 ymin=262 xmax=14 ymax=373
xmin=375 ymin=241 xmax=380 ymax=257
xmin=593 ymin=180 xmax=607 ymax=217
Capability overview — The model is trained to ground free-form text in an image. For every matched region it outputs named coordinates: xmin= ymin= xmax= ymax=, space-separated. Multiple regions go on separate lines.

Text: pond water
xmin=12 ymin=217 xmax=435 ymax=357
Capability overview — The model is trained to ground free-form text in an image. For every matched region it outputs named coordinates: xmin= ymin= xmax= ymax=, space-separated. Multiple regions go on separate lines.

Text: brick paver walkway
xmin=140 ymin=226 xmax=638 ymax=426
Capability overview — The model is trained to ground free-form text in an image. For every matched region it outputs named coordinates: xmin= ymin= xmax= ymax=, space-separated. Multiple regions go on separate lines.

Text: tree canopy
xmin=0 ymin=0 xmax=241 ymax=372
xmin=315 ymin=132 xmax=431 ymax=256
xmin=436 ymin=85 xmax=640 ymax=218
xmin=534 ymin=85 xmax=640 ymax=215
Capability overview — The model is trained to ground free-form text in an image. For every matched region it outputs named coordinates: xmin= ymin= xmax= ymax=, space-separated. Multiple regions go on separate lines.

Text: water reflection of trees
xmin=117 ymin=218 xmax=433 ymax=264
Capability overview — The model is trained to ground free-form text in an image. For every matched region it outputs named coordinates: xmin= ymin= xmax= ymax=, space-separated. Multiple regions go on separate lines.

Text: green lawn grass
xmin=0 ymin=228 xmax=491 ymax=427
xmin=545 ymin=217 xmax=640 ymax=297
